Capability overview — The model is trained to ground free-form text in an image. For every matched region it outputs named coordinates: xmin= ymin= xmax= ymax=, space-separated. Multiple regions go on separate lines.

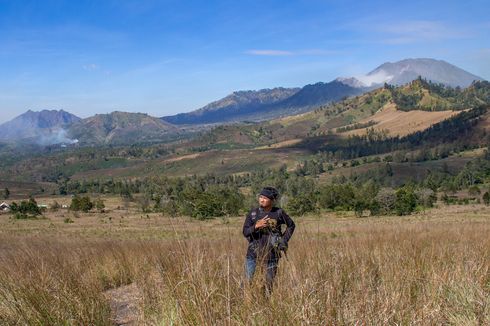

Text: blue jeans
xmin=245 ymin=256 xmax=278 ymax=292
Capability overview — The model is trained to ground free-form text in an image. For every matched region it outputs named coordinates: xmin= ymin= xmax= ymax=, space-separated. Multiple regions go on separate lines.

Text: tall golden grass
xmin=0 ymin=211 xmax=489 ymax=325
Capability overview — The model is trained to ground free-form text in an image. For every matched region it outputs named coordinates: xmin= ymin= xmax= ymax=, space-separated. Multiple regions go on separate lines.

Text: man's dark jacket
xmin=242 ymin=207 xmax=295 ymax=260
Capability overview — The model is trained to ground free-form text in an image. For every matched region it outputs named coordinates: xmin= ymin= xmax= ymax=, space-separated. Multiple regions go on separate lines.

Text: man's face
xmin=259 ymin=195 xmax=272 ymax=208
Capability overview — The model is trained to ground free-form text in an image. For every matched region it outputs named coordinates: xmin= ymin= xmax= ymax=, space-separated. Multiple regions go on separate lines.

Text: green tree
xmin=317 ymin=184 xmax=355 ymax=210
xmin=395 ymin=186 xmax=417 ymax=216
xmin=179 ymin=185 xmax=244 ymax=219
xmin=193 ymin=192 xmax=223 ymax=219
xmin=353 ymin=181 xmax=379 ymax=217
xmin=285 ymin=194 xmax=316 ymax=216
xmin=353 ymin=199 xmax=369 ymax=217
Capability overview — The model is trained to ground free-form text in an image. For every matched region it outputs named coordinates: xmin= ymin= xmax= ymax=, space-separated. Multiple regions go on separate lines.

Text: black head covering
xmin=259 ymin=187 xmax=279 ymax=201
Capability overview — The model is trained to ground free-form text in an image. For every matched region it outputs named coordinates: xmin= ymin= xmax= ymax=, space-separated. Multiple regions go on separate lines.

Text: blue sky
xmin=0 ymin=0 xmax=489 ymax=123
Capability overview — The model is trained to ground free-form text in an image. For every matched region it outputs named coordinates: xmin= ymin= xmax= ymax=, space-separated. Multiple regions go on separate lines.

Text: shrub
xmin=415 ymin=188 xmax=437 ymax=208
xmin=138 ymin=195 xmax=151 ymax=213
xmin=95 ymin=198 xmax=105 ymax=212
xmin=161 ymin=199 xmax=179 ymax=217
xmin=468 ymin=185 xmax=481 ymax=196
xmin=10 ymin=198 xmax=42 ymax=219
xmin=70 ymin=196 xmax=93 ymax=212
xmin=441 ymin=193 xmax=456 ymax=205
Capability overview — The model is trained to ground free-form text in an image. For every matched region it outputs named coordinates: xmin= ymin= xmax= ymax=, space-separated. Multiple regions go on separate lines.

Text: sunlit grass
xmin=0 ymin=205 xmax=489 ymax=324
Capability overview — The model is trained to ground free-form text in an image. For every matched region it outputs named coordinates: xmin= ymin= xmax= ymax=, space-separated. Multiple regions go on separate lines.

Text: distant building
xmin=0 ymin=202 xmax=10 ymax=212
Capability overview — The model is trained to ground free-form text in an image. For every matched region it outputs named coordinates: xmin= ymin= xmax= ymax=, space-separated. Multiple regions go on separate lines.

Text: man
xmin=242 ymin=186 xmax=295 ymax=293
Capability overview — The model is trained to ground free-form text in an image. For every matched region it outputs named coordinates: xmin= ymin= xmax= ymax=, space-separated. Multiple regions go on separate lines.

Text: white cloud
xmin=83 ymin=63 xmax=99 ymax=71
xmin=245 ymin=49 xmax=338 ymax=56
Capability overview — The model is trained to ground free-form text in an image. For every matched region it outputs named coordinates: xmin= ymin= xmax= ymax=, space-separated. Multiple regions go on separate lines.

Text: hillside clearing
xmin=343 ymin=103 xmax=460 ymax=137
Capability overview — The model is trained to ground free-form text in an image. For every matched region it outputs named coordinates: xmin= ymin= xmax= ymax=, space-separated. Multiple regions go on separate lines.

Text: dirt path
xmin=104 ymin=283 xmax=143 ymax=325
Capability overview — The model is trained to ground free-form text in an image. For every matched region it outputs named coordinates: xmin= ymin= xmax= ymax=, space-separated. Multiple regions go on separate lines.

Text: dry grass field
xmin=0 ymin=199 xmax=489 ymax=325
xmin=342 ymin=104 xmax=460 ymax=137
xmin=0 ymin=181 xmax=58 ymax=200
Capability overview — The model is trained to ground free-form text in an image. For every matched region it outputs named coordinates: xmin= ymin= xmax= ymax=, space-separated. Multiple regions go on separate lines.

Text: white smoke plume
xmin=37 ymin=129 xmax=79 ymax=146
xmin=355 ymin=70 xmax=393 ymax=87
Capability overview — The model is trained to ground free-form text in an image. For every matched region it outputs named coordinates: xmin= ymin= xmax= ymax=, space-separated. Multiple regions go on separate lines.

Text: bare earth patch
xmin=162 ymin=152 xmax=202 ymax=163
xmin=104 ymin=283 xmax=143 ymax=326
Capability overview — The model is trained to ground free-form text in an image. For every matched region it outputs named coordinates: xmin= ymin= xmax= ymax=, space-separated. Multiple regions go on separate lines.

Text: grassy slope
xmin=71 ymin=148 xmax=311 ymax=180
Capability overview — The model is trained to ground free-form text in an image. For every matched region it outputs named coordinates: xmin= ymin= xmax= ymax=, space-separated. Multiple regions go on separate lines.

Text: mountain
xmin=272 ymin=80 xmax=366 ymax=113
xmin=183 ymin=80 xmax=490 ymax=152
xmin=68 ymin=111 xmax=180 ymax=145
xmin=162 ymin=87 xmax=300 ymax=125
xmin=165 ymin=58 xmax=483 ymax=126
xmin=0 ymin=109 xmax=81 ymax=145
xmin=162 ymin=82 xmax=365 ymax=125
xmin=3 ymin=81 xmax=490 ymax=183
xmin=2 ymin=58 xmax=484 ymax=147
xmin=339 ymin=58 xmax=484 ymax=88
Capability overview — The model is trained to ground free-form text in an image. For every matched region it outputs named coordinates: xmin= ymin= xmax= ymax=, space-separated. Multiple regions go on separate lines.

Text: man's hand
xmin=254 ymin=216 xmax=270 ymax=230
